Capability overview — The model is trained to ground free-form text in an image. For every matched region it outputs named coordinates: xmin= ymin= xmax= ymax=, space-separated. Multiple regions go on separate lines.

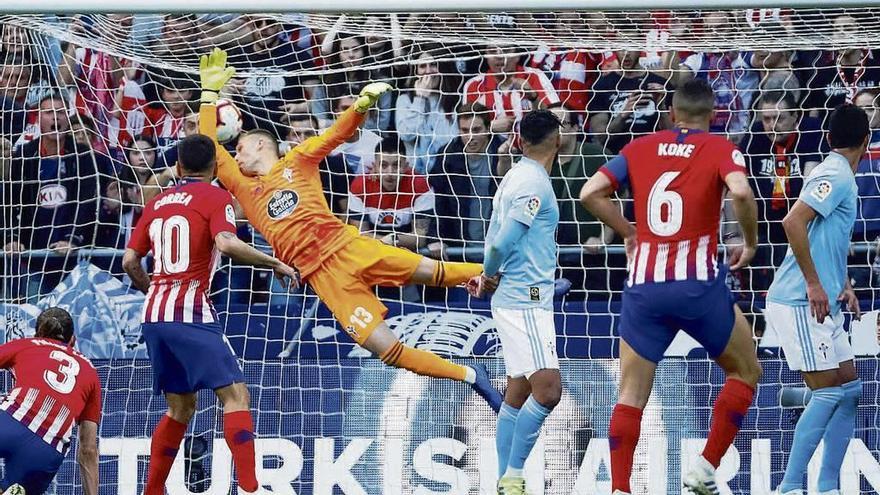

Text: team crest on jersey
xmin=525 ymin=196 xmax=541 ymax=218
xmin=732 ymin=149 xmax=746 ymax=168
xmin=810 ymin=180 xmax=833 ymax=202
xmin=282 ymin=168 xmax=294 ymax=183
xmin=267 ymin=189 xmax=300 ymax=219
xmin=225 ymin=204 xmax=236 ymax=225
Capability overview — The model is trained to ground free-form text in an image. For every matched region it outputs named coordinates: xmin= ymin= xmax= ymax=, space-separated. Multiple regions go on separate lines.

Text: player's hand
xmin=354 ymin=82 xmax=393 ymax=113
xmin=728 ymin=243 xmax=756 ymax=271
xmin=838 ymin=285 xmax=861 ymax=321
xmin=623 ymin=234 xmax=637 ymax=266
xmin=272 ymin=262 xmax=301 ymax=290
xmin=807 ymin=281 xmax=830 ymax=324
xmin=199 ymin=47 xmax=236 ymax=101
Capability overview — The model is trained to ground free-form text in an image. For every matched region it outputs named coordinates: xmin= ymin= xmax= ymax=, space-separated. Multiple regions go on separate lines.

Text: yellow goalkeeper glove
xmin=199 ymin=47 xmax=235 ymax=104
xmin=354 ymin=82 xmax=393 ymax=114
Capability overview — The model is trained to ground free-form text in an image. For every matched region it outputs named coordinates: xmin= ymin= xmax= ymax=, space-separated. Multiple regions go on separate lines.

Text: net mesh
xmin=1 ymin=8 xmax=880 ymax=494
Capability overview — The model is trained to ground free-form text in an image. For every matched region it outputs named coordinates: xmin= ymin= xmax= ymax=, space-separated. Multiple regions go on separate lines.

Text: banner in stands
xmin=2 ymin=263 xmax=880 ymax=494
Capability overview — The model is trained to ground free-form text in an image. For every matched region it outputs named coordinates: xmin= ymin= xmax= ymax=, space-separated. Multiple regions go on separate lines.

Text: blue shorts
xmin=142 ymin=322 xmax=245 ymax=395
xmin=0 ymin=410 xmax=64 ymax=494
xmin=619 ymin=272 xmax=736 ymax=363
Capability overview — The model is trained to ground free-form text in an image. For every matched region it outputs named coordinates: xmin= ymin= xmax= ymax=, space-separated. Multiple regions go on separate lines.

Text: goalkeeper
xmin=198 ymin=49 xmax=502 ymax=412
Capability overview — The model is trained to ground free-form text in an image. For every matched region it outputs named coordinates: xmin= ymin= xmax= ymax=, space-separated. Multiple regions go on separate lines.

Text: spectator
xmin=430 ymin=102 xmax=504 ymax=249
xmin=226 ymin=15 xmax=314 ymax=137
xmin=395 ymin=45 xmax=460 ymax=174
xmin=348 ymin=137 xmax=435 ymax=252
xmin=803 ymin=16 xmax=880 ymax=123
xmin=853 ymin=89 xmax=880 ymax=243
xmin=0 ymin=54 xmax=29 ymax=142
xmin=463 ymin=45 xmax=560 ymax=134
xmin=742 ymin=91 xmax=825 ymax=289
xmin=3 ymin=94 xmax=100 ymax=295
xmin=141 ymin=80 xmax=193 ymax=152
xmin=95 ymin=165 xmax=142 ymax=253
xmin=526 ymin=13 xmax=603 ymax=113
xmin=313 ymin=28 xmax=394 ymax=132
xmin=284 ymin=109 xmax=350 ymax=217
xmin=328 ymin=94 xmax=382 ymax=174
xmin=587 ymin=50 xmax=670 ymax=154
xmin=126 ymin=135 xmax=160 ymax=184
xmin=676 ymin=12 xmax=757 ymax=142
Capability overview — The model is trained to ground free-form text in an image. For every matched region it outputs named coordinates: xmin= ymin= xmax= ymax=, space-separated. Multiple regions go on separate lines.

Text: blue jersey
xmin=768 ymin=152 xmax=857 ymax=310
xmin=486 ymin=157 xmax=559 ymax=309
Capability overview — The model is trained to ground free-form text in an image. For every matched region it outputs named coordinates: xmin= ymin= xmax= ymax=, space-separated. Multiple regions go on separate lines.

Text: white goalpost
xmin=3 ymin=4 xmax=880 ymax=495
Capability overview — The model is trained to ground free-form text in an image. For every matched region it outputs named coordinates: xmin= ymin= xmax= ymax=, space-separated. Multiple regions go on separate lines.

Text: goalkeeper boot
xmin=683 ymin=456 xmax=720 ymax=495
xmin=497 ymin=475 xmax=528 ymax=495
xmin=2 ymin=485 xmax=25 ymax=495
xmin=471 ymin=363 xmax=503 ymax=413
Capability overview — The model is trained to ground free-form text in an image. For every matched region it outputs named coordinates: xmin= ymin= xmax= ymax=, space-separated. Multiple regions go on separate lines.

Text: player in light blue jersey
xmin=766 ymin=104 xmax=868 ymax=495
xmin=474 ymin=110 xmax=562 ymax=495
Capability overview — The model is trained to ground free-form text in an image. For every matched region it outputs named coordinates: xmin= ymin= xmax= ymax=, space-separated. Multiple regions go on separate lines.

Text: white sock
xmin=464 ymin=366 xmax=476 ymax=384
xmin=503 ymin=466 xmax=524 ymax=478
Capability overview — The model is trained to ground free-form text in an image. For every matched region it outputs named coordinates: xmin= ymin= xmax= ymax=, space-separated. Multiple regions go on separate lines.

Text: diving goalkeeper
xmin=198 ymin=49 xmax=502 ymax=412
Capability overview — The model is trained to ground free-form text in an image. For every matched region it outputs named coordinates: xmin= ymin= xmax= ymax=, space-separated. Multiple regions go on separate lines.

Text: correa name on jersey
xmin=152 ymin=191 xmax=193 ymax=210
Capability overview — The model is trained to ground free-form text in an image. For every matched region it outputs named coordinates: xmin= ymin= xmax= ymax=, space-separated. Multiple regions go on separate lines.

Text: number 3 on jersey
xmin=149 ymin=215 xmax=191 ymax=274
xmin=648 ymin=171 xmax=683 ymax=236
xmin=44 ymin=350 xmax=81 ymax=394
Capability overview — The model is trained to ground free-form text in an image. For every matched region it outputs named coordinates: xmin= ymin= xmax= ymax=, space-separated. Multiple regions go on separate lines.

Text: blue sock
xmin=818 ymin=379 xmax=862 ymax=492
xmin=505 ymin=396 xmax=553 ymax=477
xmin=779 ymin=386 xmax=844 ymax=492
xmin=496 ymin=402 xmax=520 ymax=478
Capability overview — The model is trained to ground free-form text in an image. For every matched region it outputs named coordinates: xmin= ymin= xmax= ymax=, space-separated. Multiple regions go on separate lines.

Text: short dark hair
xmin=377 ymin=136 xmax=405 ymax=158
xmin=456 ymin=102 xmax=493 ymax=127
xmin=758 ymin=90 xmax=799 ymax=112
xmin=518 ymin=109 xmax=561 ymax=146
xmin=177 ymin=134 xmax=216 ymax=173
xmin=672 ymin=78 xmax=715 ymax=118
xmin=829 ymin=103 xmax=869 ymax=149
xmin=35 ymin=307 xmax=74 ymax=343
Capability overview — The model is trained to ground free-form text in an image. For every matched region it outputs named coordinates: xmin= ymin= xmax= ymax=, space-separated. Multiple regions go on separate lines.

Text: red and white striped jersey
xmin=463 ymin=65 xmax=560 ymax=121
xmin=127 ymin=179 xmax=237 ymax=323
xmin=527 ymin=48 xmax=602 ymax=112
xmin=599 ymin=128 xmax=747 ymax=286
xmin=0 ymin=337 xmax=101 ymax=453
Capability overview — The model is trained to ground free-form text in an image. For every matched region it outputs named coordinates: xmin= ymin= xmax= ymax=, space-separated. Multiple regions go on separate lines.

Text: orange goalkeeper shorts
xmin=305 ymin=235 xmax=424 ymax=345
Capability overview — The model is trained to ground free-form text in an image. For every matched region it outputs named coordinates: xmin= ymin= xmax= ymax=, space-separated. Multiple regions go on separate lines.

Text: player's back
xmin=0 ymin=337 xmax=101 ymax=453
xmin=130 ymin=180 xmax=236 ymax=323
xmin=616 ymin=128 xmax=745 ymax=285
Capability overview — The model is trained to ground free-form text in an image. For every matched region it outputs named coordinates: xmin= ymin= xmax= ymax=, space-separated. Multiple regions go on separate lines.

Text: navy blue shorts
xmin=142 ymin=322 xmax=245 ymax=395
xmin=619 ymin=272 xmax=736 ymax=363
xmin=0 ymin=410 xmax=64 ymax=494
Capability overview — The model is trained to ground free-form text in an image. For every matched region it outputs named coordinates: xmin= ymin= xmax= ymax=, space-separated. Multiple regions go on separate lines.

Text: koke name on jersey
xmin=657 ymin=142 xmax=696 ymax=158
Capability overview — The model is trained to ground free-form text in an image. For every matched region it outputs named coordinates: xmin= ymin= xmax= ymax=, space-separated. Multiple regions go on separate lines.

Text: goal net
xmin=1 ymin=7 xmax=880 ymax=494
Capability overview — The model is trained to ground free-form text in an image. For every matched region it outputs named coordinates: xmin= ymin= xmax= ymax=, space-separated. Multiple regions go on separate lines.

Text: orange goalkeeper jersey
xmin=199 ymin=104 xmax=363 ymax=277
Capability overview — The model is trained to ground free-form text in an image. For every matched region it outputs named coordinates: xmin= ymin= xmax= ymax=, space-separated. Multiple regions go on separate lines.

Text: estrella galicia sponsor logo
xmin=267 ymin=189 xmax=299 ymax=219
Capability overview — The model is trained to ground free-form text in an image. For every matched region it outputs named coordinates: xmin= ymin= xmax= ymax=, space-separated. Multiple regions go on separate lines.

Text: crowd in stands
xmin=2 ymin=10 xmax=880 ymax=305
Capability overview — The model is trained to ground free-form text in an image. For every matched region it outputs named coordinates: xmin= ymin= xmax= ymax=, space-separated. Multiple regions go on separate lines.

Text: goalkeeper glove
xmin=199 ymin=47 xmax=235 ymax=104
xmin=354 ymin=82 xmax=393 ymax=114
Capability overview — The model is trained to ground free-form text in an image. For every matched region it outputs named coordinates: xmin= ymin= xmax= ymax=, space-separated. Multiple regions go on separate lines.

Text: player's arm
xmin=214 ymin=232 xmax=300 ymax=288
xmin=484 ymin=218 xmax=529 ymax=277
xmin=722 ymin=170 xmax=759 ymax=270
xmin=580 ymin=155 xmax=636 ymax=258
xmin=198 ymin=48 xmax=245 ymax=190
xmin=77 ymin=420 xmax=99 ymax=495
xmin=123 ymin=215 xmax=152 ymax=293
xmin=289 ymin=82 xmax=392 ymax=165
xmin=782 ymin=199 xmax=829 ymax=321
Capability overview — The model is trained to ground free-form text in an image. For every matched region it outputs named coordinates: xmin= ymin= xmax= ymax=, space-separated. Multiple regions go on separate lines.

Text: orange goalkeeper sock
xmin=380 ymin=341 xmax=468 ymax=381
xmin=431 ymin=261 xmax=483 ymax=287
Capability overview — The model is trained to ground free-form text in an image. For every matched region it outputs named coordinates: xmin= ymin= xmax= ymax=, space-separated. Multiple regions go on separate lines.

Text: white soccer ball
xmin=215 ymin=98 xmax=243 ymax=143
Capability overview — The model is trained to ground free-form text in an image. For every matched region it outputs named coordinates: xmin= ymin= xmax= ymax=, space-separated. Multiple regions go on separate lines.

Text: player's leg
xmin=767 ymin=304 xmax=846 ymax=494
xmin=408 ymin=256 xmax=483 ymax=287
xmin=609 ymin=340 xmax=657 ymax=495
xmin=495 ymin=308 xmax=561 ymax=493
xmin=216 ymin=382 xmax=259 ymax=494
xmin=145 ymin=392 xmax=196 ymax=495
xmin=817 ymin=359 xmax=860 ymax=494
xmin=497 ymin=377 xmax=530 ymax=479
xmin=362 ymin=323 xmax=502 ymax=412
